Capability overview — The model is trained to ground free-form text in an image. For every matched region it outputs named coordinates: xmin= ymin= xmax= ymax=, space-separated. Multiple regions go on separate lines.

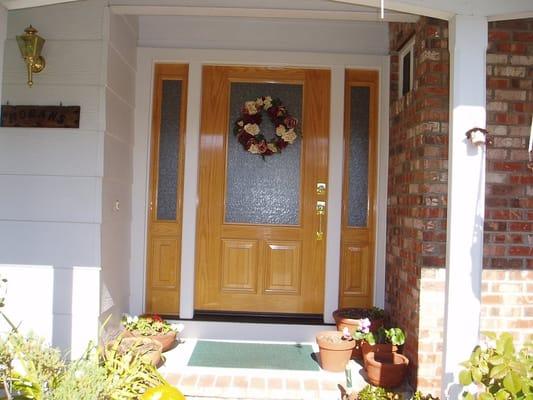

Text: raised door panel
xmin=264 ymin=241 xmax=301 ymax=295
xmin=341 ymin=244 xmax=370 ymax=297
xmin=146 ymin=237 xmax=180 ymax=314
xmin=221 ymin=239 xmax=258 ymax=293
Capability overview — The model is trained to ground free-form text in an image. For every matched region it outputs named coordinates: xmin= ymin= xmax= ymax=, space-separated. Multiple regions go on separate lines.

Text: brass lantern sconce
xmin=16 ymin=25 xmax=46 ymax=87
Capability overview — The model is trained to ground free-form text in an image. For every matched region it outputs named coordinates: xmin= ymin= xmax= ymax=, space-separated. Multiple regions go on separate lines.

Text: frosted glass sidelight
xmin=348 ymin=86 xmax=370 ymax=227
xmin=225 ymin=82 xmax=303 ymax=225
xmin=156 ymin=80 xmax=182 ymax=221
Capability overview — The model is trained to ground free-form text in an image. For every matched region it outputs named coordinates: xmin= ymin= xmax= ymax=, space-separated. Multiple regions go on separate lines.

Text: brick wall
xmin=387 ymin=17 xmax=449 ymax=395
xmin=482 ymin=18 xmax=533 ymax=345
xmin=387 ymin=17 xmax=532 ymax=395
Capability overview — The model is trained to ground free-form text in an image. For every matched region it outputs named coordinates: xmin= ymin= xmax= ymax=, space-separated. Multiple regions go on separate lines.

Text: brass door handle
xmin=316 ymin=201 xmax=326 ymax=240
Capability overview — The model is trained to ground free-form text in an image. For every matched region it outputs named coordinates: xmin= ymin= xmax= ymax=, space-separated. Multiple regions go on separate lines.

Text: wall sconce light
xmin=466 ymin=127 xmax=492 ymax=146
xmin=16 ymin=25 xmax=46 ymax=87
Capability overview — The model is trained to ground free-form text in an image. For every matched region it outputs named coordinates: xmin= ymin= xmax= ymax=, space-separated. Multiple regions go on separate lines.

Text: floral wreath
xmin=233 ymin=96 xmax=299 ymax=157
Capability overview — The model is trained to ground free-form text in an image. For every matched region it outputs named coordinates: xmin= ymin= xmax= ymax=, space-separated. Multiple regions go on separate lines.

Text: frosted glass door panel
xmin=156 ymin=80 xmax=182 ymax=221
xmin=348 ymin=86 xmax=370 ymax=227
xmin=225 ymin=82 xmax=303 ymax=225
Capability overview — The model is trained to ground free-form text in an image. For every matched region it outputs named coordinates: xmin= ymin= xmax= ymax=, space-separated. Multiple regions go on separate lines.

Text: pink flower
xmin=360 ymin=318 xmax=371 ymax=334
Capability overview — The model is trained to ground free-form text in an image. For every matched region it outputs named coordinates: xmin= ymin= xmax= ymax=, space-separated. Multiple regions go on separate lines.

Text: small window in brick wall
xmin=398 ymin=37 xmax=415 ymax=98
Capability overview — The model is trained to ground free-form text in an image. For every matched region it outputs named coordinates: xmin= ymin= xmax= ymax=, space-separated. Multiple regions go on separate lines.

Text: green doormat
xmin=187 ymin=341 xmax=319 ymax=371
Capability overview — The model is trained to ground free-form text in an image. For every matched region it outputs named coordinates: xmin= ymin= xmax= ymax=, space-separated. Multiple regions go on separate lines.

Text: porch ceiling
xmin=3 ymin=0 xmax=532 ymax=21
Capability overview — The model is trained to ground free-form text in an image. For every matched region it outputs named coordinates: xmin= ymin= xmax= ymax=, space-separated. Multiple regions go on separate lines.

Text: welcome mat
xmin=187 ymin=340 xmax=319 ymax=371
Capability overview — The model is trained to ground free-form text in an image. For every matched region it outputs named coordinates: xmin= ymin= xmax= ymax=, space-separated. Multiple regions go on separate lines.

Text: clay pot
xmin=361 ymin=341 xmax=398 ymax=364
xmin=316 ymin=331 xmax=356 ymax=372
xmin=364 ymin=351 xmax=409 ymax=388
xmin=332 ymin=308 xmax=384 ymax=334
xmin=111 ymin=336 xmax=163 ymax=367
xmin=125 ymin=330 xmax=177 ymax=352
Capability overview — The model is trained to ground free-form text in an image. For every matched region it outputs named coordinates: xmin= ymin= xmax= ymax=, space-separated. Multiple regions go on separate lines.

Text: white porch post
xmin=442 ymin=15 xmax=488 ymax=398
xmin=0 ymin=4 xmax=7 ymax=104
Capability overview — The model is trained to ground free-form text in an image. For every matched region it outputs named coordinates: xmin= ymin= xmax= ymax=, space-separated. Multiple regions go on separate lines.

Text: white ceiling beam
xmin=328 ymin=0 xmax=454 ymax=20
xmin=0 ymin=0 xmax=80 ymax=10
xmin=488 ymin=11 xmax=533 ymax=21
xmin=110 ymin=5 xmax=419 ymax=23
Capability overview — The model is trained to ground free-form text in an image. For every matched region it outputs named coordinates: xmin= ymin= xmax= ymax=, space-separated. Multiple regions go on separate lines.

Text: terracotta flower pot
xmin=127 ymin=330 xmax=177 ymax=352
xmin=332 ymin=308 xmax=384 ymax=334
xmin=316 ymin=331 xmax=356 ymax=372
xmin=361 ymin=340 xmax=398 ymax=365
xmin=111 ymin=336 xmax=163 ymax=367
xmin=364 ymin=351 xmax=409 ymax=389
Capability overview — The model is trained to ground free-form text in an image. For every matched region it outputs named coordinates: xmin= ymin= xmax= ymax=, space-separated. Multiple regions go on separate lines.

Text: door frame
xmin=131 ymin=49 xmax=390 ymax=324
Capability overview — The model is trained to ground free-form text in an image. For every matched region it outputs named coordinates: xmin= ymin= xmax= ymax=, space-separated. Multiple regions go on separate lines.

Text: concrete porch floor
xmin=158 ymin=338 xmax=412 ymax=400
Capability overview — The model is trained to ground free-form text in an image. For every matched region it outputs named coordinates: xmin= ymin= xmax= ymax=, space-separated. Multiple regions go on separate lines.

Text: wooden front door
xmin=195 ymin=66 xmax=330 ymax=314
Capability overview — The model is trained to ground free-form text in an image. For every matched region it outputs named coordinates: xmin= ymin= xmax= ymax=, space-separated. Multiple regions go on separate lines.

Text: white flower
xmin=244 ymin=123 xmax=260 ymax=136
xmin=133 ymin=316 xmax=139 ymax=322
xmin=282 ymin=129 xmax=297 ymax=144
xmin=11 ymin=358 xmax=27 ymax=377
xmin=171 ymin=323 xmax=185 ymax=333
xmin=263 ymin=96 xmax=273 ymax=109
xmin=255 ymin=97 xmax=264 ymax=107
xmin=248 ymin=143 xmax=261 ymax=154
xmin=244 ymin=101 xmax=258 ymax=115
xmin=267 ymin=143 xmax=278 ymax=153
xmin=74 ymin=369 xmax=84 ymax=380
xmin=275 ymin=125 xmax=286 ymax=137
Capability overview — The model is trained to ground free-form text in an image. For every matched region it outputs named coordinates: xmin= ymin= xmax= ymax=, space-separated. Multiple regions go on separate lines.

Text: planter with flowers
xmin=333 ymin=307 xmax=385 ymax=335
xmin=122 ymin=314 xmax=184 ymax=352
xmin=316 ymin=329 xmax=356 ymax=372
xmin=360 ymin=327 xmax=408 ymax=389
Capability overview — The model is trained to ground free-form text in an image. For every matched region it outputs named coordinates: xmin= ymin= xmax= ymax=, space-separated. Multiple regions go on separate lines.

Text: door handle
xmin=316 ymin=201 xmax=326 ymax=240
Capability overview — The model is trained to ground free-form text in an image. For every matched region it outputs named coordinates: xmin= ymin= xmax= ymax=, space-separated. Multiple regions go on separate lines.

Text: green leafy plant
xmin=459 ymin=332 xmax=532 ymax=400
xmin=364 ymin=327 xmax=406 ymax=346
xmin=412 ymin=391 xmax=440 ymax=400
xmin=357 ymin=384 xmax=401 ymax=400
xmin=122 ymin=314 xmax=181 ymax=336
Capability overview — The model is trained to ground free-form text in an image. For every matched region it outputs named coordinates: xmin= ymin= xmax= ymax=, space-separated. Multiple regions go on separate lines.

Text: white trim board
xmin=131 ymin=48 xmax=390 ymax=328
xmin=110 ymin=5 xmax=419 ymax=23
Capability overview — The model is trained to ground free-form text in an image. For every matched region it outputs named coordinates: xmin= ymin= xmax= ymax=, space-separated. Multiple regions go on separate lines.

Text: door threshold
xmin=193 ymin=310 xmax=325 ymax=325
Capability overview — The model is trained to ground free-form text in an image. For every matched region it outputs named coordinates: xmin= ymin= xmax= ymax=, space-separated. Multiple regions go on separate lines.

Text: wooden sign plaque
xmin=1 ymin=105 xmax=80 ymax=128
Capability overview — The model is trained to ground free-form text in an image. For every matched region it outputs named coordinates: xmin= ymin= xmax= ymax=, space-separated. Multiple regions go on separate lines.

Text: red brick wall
xmin=387 ymin=17 xmax=533 ymax=395
xmin=484 ymin=18 xmax=533 ymax=268
xmin=482 ymin=18 xmax=533 ymax=345
xmin=387 ymin=17 xmax=449 ymax=394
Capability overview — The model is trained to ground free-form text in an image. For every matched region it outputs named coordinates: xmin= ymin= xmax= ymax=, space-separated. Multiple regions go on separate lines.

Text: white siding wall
xmin=0 ymin=0 xmax=105 ymax=353
xmin=100 ymin=9 xmax=137 ymax=329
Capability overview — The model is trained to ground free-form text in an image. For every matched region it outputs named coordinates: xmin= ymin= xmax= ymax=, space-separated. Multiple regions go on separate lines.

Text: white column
xmin=442 ymin=15 xmax=488 ymax=399
xmin=0 ymin=4 xmax=7 ymax=104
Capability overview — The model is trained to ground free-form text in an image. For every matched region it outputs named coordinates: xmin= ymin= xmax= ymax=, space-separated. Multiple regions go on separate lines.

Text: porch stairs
xmin=159 ymin=338 xmax=412 ymax=400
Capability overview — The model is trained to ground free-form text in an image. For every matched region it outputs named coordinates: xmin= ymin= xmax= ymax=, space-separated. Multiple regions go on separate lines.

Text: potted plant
xmin=109 ymin=335 xmax=164 ymax=367
xmin=333 ymin=307 xmax=385 ymax=334
xmin=316 ymin=329 xmax=356 ymax=372
xmin=122 ymin=314 xmax=184 ymax=352
xmin=361 ymin=327 xmax=406 ymax=361
xmin=364 ymin=351 xmax=409 ymax=389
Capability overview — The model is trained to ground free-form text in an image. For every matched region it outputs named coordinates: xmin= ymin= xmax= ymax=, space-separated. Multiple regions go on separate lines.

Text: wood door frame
xmin=339 ymin=69 xmax=379 ymax=308
xmin=145 ymin=63 xmax=188 ymax=315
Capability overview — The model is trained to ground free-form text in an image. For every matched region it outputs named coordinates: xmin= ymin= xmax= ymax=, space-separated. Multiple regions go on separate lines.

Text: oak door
xmin=195 ymin=66 xmax=330 ymax=314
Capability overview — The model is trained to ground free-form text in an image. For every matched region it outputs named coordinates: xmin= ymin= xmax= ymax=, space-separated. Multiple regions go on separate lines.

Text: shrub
xmin=459 ymin=332 xmax=532 ymax=400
